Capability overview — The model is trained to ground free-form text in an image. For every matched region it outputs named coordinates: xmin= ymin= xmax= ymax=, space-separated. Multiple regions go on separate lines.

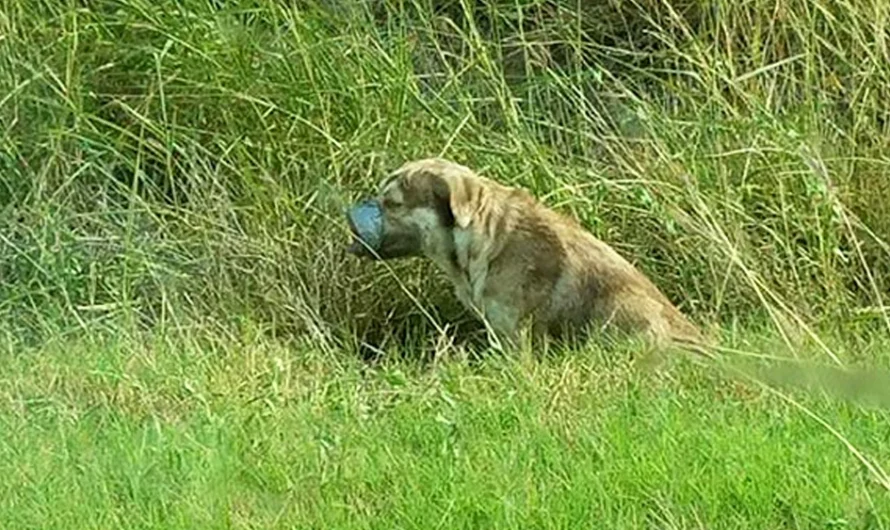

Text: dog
xmin=346 ymin=158 xmax=705 ymax=351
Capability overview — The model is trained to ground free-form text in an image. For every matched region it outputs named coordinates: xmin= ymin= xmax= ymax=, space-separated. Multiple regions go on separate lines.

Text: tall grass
xmin=2 ymin=0 xmax=889 ymax=351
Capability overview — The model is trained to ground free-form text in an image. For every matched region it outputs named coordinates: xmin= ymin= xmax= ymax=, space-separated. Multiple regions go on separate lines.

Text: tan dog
xmin=347 ymin=158 xmax=704 ymax=350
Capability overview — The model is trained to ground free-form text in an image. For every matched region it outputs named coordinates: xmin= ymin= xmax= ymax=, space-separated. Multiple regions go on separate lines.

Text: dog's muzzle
xmin=346 ymin=199 xmax=384 ymax=256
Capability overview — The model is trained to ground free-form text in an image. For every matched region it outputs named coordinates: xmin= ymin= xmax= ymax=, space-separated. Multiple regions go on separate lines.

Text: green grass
xmin=3 ymin=0 xmax=890 ymax=527
xmin=2 ymin=329 xmax=890 ymax=529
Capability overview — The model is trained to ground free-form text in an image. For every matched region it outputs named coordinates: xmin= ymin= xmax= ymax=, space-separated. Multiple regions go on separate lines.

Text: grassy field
xmin=3 ymin=330 xmax=890 ymax=529
xmin=3 ymin=0 xmax=890 ymax=527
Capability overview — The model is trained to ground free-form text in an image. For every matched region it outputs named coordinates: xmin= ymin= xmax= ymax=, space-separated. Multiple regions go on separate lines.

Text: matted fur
xmin=350 ymin=157 xmax=704 ymax=349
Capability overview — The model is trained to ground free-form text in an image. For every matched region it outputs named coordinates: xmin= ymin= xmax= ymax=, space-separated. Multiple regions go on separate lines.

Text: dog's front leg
xmin=479 ymin=298 xmax=520 ymax=351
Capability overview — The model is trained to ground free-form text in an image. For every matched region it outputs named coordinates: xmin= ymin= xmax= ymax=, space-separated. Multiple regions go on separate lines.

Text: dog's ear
xmin=435 ymin=173 xmax=474 ymax=229
xmin=430 ymin=174 xmax=455 ymax=228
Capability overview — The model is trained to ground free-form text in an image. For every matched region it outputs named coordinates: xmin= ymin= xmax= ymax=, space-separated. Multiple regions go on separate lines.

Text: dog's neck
xmin=424 ymin=225 xmax=496 ymax=312
xmin=423 ymin=226 xmax=463 ymax=278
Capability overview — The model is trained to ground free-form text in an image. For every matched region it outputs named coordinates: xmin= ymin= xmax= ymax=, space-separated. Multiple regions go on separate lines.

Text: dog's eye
xmin=383 ymin=198 xmax=403 ymax=209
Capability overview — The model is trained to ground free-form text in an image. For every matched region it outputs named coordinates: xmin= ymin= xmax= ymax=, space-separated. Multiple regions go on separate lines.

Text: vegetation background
xmin=2 ymin=0 xmax=890 ymax=527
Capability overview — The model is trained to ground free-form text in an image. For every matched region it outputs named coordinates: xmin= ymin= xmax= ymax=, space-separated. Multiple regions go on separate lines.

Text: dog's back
xmin=477 ymin=173 xmax=703 ymax=345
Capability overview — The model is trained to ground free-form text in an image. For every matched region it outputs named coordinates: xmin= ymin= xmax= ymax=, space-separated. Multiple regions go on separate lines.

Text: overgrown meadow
xmin=2 ymin=1 xmax=890 ymax=527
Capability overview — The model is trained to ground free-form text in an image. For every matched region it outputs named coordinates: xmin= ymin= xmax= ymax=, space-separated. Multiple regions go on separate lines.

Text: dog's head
xmin=346 ymin=158 xmax=479 ymax=260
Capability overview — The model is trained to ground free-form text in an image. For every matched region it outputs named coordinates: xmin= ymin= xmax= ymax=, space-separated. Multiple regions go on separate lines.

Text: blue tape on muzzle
xmin=346 ymin=199 xmax=384 ymax=255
